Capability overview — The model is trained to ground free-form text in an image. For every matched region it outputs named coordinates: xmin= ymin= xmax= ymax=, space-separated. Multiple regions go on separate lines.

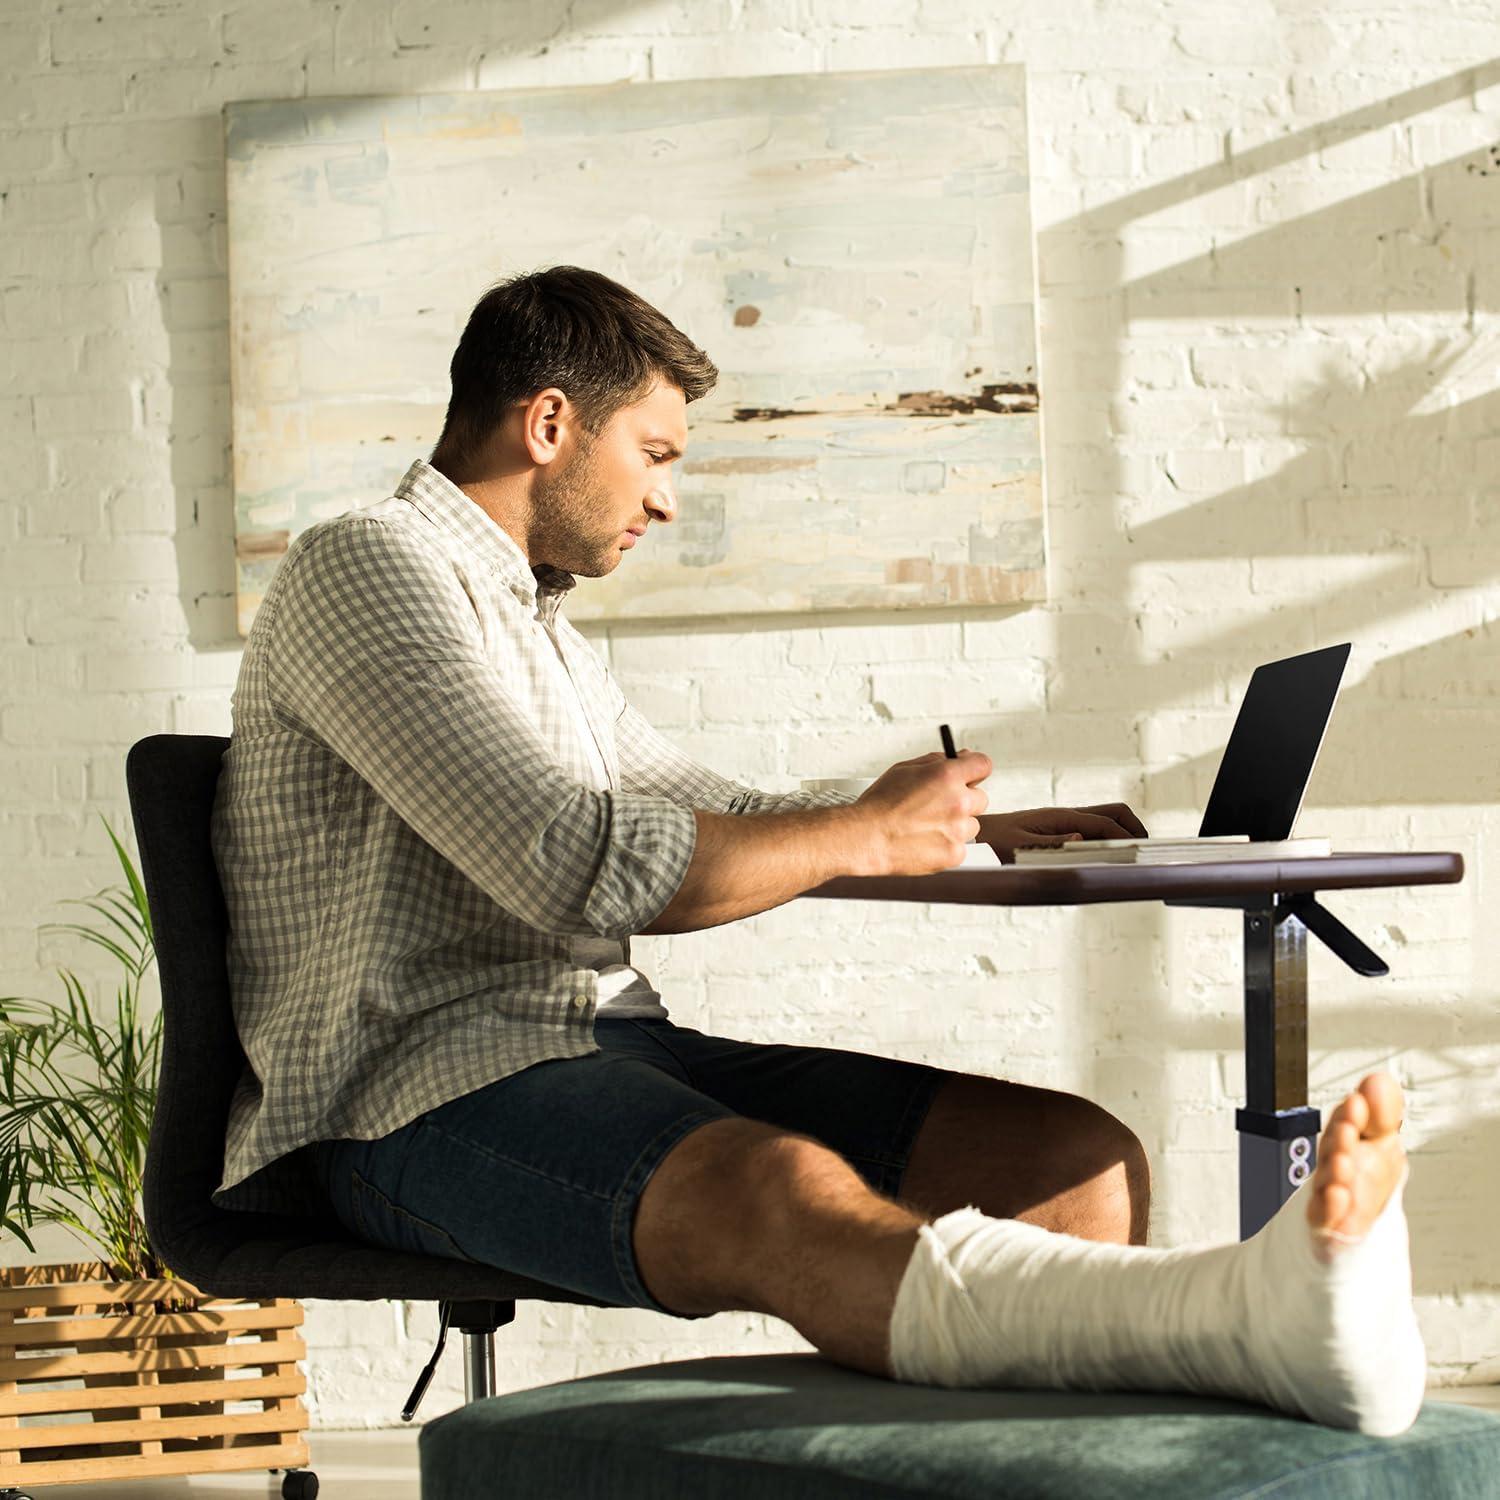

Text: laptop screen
xmin=1197 ymin=643 xmax=1351 ymax=841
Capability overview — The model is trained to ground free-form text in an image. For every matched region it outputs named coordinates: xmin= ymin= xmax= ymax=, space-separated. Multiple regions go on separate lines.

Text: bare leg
xmin=631 ymin=1071 xmax=1150 ymax=1380
xmin=898 ymin=1075 xmax=1151 ymax=1245
xmin=632 ymin=1117 xmax=924 ymax=1376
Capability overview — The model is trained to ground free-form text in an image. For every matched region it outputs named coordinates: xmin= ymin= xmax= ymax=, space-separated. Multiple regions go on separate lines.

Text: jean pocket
xmin=348 ymin=1167 xmax=480 ymax=1264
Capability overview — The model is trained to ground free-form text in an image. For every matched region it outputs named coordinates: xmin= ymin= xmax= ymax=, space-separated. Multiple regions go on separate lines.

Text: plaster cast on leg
xmin=886 ymin=1167 xmax=1425 ymax=1436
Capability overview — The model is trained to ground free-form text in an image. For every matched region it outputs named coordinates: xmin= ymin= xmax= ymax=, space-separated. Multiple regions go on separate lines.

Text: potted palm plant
xmin=0 ymin=816 xmax=312 ymax=1497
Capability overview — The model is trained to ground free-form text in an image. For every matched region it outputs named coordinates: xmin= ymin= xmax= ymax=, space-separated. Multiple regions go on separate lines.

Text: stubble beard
xmin=535 ymin=431 xmax=622 ymax=577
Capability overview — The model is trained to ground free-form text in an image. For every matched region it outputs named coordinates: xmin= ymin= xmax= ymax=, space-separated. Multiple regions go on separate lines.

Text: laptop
xmin=1010 ymin=642 xmax=1352 ymax=865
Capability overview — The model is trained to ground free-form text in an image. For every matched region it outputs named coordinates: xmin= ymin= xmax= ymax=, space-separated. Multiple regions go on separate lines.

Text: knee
xmin=709 ymin=1128 xmax=898 ymax=1265
xmin=634 ymin=1119 xmax=832 ymax=1315
xmin=1062 ymin=1099 xmax=1152 ymax=1244
xmin=737 ymin=1129 xmax=859 ymax=1216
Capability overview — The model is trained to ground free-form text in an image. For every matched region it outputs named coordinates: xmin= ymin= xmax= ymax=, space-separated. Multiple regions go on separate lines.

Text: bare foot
xmin=1305 ymin=1072 xmax=1408 ymax=1262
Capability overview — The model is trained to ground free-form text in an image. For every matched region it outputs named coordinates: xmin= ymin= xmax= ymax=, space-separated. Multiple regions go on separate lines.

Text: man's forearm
xmin=638 ymin=804 xmax=876 ymax=936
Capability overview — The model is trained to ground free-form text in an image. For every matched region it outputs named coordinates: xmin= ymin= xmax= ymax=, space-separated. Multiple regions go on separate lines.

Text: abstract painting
xmin=224 ymin=63 xmax=1045 ymax=634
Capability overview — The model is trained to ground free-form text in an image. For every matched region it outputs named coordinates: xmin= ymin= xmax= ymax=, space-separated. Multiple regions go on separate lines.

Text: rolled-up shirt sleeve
xmin=266 ymin=517 xmax=698 ymax=940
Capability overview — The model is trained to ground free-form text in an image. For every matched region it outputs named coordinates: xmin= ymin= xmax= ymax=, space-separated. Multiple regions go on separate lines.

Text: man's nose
xmin=646 ymin=483 xmax=675 ymax=524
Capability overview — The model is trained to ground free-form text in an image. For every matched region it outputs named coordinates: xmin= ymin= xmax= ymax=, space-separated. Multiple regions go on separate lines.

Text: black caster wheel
xmin=281 ymin=1471 xmax=319 ymax=1500
xmin=0 ymin=1489 xmax=36 ymax=1500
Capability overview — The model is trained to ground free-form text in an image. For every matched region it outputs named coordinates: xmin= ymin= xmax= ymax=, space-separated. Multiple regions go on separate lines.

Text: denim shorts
xmin=310 ymin=1015 xmax=948 ymax=1319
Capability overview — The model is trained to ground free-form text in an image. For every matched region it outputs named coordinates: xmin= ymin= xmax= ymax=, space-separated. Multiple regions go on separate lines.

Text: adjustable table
xmin=802 ymin=852 xmax=1464 ymax=1240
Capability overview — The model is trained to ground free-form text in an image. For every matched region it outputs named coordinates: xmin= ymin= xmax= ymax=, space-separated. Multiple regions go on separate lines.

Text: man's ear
xmin=520 ymin=388 xmax=569 ymax=466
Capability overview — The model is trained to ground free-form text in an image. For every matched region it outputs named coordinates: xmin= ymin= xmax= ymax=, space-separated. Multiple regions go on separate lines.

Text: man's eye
xmin=647 ymin=452 xmax=669 ymax=464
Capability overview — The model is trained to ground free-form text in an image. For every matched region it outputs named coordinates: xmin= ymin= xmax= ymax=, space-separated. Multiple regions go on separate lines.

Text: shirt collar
xmin=394 ymin=458 xmax=578 ymax=617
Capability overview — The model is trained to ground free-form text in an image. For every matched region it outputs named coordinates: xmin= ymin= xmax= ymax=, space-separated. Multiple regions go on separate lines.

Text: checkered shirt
xmin=208 ymin=459 xmax=855 ymax=1217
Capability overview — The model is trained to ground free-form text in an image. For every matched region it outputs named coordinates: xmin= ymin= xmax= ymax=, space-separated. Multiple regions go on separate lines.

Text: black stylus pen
xmin=939 ymin=723 xmax=957 ymax=758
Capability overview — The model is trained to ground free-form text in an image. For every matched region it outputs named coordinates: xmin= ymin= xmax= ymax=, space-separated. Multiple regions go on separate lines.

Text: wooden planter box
xmin=0 ymin=1262 xmax=309 ymax=1488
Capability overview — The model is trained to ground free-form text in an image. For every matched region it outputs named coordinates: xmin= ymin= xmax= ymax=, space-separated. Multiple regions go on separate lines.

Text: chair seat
xmin=417 ymin=1351 xmax=1500 ymax=1500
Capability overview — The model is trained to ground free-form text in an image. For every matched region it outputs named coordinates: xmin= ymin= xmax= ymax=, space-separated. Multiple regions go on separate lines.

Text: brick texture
xmin=3 ymin=0 xmax=1498 ymax=1424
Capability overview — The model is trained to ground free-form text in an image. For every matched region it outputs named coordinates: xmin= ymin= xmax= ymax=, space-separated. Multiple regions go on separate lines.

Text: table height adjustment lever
xmin=1273 ymin=895 xmax=1389 ymax=978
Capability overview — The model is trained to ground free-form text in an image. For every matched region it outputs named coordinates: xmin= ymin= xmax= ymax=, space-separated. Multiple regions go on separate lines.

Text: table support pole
xmin=1236 ymin=904 xmax=1321 ymax=1241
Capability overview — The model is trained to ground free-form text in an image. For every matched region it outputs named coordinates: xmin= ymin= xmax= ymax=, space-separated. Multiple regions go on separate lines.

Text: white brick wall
xmin=4 ymin=0 xmax=1499 ymax=1427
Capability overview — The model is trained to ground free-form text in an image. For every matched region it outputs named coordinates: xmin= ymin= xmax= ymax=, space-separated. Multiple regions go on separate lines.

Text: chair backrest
xmin=125 ymin=733 xmax=249 ymax=1262
xmin=123 ymin=735 xmax=627 ymax=1305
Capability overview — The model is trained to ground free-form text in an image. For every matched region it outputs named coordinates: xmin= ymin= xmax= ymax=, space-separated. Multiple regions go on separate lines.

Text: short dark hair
xmin=431 ymin=265 xmax=718 ymax=479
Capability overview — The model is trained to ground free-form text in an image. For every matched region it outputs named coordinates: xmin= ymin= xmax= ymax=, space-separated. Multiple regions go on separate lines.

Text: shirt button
xmin=572 ymin=993 xmax=588 ymax=1009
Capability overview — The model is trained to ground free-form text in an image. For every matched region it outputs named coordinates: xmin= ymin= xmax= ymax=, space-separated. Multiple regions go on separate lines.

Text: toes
xmin=1308 ymin=1176 xmax=1354 ymax=1237
xmin=1324 ymin=1093 xmax=1363 ymax=1139
xmin=1317 ymin=1118 xmax=1359 ymax=1172
xmin=1311 ymin=1131 xmax=1353 ymax=1220
xmin=1358 ymin=1072 xmax=1404 ymax=1138
xmin=1334 ymin=1086 xmax=1371 ymax=1136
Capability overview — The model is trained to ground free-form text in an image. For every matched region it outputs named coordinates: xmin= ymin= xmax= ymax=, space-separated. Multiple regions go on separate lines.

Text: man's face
xmin=533 ymin=379 xmax=687 ymax=579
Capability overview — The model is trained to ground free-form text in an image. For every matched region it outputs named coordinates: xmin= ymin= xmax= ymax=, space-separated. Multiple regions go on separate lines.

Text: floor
xmin=9 ymin=1386 xmax=1497 ymax=1498
xmin=5 ymin=1430 xmax=421 ymax=1500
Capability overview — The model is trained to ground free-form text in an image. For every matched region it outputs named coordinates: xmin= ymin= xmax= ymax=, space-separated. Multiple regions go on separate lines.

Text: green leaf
xmin=48 ymin=892 xmax=148 ymax=958
xmin=102 ymin=814 xmax=153 ymax=948
xmin=44 ymin=922 xmax=138 ymax=972
xmin=1 ymin=815 xmax=167 ymax=1280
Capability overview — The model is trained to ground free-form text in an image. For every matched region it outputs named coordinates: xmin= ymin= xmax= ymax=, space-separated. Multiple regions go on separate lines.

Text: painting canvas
xmin=224 ymin=64 xmax=1046 ymax=636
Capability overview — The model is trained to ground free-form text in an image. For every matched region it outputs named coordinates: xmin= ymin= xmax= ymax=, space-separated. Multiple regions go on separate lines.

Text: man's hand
xmin=976 ymin=803 xmax=1148 ymax=864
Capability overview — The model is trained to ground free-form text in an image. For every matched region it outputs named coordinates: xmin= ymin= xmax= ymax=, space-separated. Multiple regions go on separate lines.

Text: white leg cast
xmin=887 ymin=1166 xmax=1426 ymax=1437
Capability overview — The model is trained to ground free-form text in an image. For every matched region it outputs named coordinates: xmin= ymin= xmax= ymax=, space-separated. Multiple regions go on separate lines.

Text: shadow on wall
xmin=1032 ymin=61 xmax=1500 ymax=1280
xmin=1038 ymin=62 xmax=1500 ymax=811
xmin=1406 ymin=1109 xmax=1500 ymax=1301
xmin=1126 ymin=337 xmax=1500 ymax=811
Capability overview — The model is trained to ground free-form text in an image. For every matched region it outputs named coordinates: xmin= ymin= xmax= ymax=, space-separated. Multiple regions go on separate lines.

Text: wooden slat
xmin=0 ymin=1260 xmax=113 ymax=1280
xmin=138 ymin=1327 xmax=163 ymax=1459
xmin=0 ymin=1264 xmax=193 ymax=1308
xmin=260 ymin=1297 xmax=302 ymax=1451
xmin=0 ymin=1371 xmax=304 ymax=1417
xmin=163 ymin=1322 xmax=228 ymax=1450
xmin=0 ymin=1335 xmax=306 ymax=1383
xmin=0 ymin=1270 xmax=257 ymax=1313
xmin=0 ymin=1287 xmax=287 ymax=1316
xmin=0 ymin=1305 xmax=16 ymax=1471
xmin=79 ymin=1327 xmax=140 ymax=1460
xmin=6 ymin=1404 xmax=308 ymax=1452
xmin=1 ymin=1301 xmax=302 ymax=1348
xmin=4 ymin=1436 xmax=309 ymax=1485
xmin=132 ymin=1295 xmax=161 ymax=1459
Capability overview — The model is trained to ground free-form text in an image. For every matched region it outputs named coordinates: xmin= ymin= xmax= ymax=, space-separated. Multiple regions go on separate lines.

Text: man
xmin=210 ymin=265 xmax=1425 ymax=1435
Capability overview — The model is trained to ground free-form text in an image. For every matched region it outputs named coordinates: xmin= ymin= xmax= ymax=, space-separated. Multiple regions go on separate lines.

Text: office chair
xmin=123 ymin=734 xmax=619 ymax=1498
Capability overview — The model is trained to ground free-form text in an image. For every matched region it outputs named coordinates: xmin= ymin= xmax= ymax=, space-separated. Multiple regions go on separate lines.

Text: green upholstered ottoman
xmin=418 ymin=1351 xmax=1500 ymax=1499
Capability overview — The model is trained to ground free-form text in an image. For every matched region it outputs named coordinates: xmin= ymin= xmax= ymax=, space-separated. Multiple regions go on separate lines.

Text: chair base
xmin=404 ymin=1299 xmax=517 ymax=1419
